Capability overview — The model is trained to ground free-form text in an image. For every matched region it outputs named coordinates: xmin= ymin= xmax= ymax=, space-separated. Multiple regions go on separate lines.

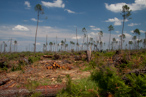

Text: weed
xmin=126 ymin=73 xmax=146 ymax=96
xmin=25 ymin=80 xmax=40 ymax=91
xmin=57 ymin=75 xmax=62 ymax=83
xmin=91 ymin=68 xmax=130 ymax=97
xmin=57 ymin=74 xmax=98 ymax=97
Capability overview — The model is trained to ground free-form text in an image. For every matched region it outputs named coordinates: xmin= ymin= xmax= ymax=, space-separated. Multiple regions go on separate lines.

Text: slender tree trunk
xmin=76 ymin=28 xmax=78 ymax=52
xmin=56 ymin=36 xmax=57 ymax=52
xmin=9 ymin=38 xmax=12 ymax=53
xmin=109 ymin=31 xmax=111 ymax=51
xmin=121 ymin=18 xmax=125 ymax=50
xmin=82 ymin=36 xmax=85 ymax=51
xmin=87 ymin=35 xmax=88 ymax=50
xmin=34 ymin=11 xmax=39 ymax=53
xmin=46 ymin=35 xmax=48 ymax=52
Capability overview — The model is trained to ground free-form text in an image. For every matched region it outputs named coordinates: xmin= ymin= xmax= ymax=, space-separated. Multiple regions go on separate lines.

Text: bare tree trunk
xmin=82 ymin=36 xmax=85 ymax=51
xmin=121 ymin=19 xmax=125 ymax=50
xmin=109 ymin=31 xmax=111 ymax=51
xmin=76 ymin=28 xmax=78 ymax=52
xmin=87 ymin=35 xmax=88 ymax=51
xmin=9 ymin=38 xmax=12 ymax=53
xmin=46 ymin=35 xmax=48 ymax=52
xmin=34 ymin=11 xmax=39 ymax=53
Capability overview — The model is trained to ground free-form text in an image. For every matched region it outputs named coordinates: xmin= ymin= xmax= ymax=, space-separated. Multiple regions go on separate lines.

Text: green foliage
xmin=126 ymin=74 xmax=146 ymax=96
xmin=91 ymin=68 xmax=130 ymax=97
xmin=30 ymin=92 xmax=42 ymax=97
xmin=11 ymin=64 xmax=22 ymax=71
xmin=25 ymin=80 xmax=40 ymax=91
xmin=57 ymin=75 xmax=62 ymax=83
xmin=28 ymin=56 xmax=40 ymax=64
xmin=57 ymin=75 xmax=98 ymax=97
xmin=89 ymin=60 xmax=97 ymax=69
xmin=104 ymin=51 xmax=115 ymax=57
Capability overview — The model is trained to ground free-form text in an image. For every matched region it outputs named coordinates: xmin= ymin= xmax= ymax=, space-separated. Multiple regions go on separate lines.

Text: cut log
xmin=43 ymin=55 xmax=52 ymax=58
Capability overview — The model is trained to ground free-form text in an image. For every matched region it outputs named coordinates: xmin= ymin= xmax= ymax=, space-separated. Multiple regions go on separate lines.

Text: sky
xmin=0 ymin=0 xmax=146 ymax=51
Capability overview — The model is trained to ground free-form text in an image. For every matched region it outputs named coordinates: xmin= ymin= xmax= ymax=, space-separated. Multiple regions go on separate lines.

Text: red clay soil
xmin=0 ymin=57 xmax=90 ymax=97
xmin=0 ymin=83 xmax=66 ymax=97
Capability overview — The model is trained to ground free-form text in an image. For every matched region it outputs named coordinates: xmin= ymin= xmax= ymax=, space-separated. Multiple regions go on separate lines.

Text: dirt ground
xmin=0 ymin=57 xmax=90 ymax=96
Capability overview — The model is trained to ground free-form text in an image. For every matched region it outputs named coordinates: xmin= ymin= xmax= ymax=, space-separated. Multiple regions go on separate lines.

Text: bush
xmin=57 ymin=75 xmax=98 ymax=97
xmin=28 ymin=56 xmax=40 ymax=64
xmin=91 ymin=68 xmax=130 ymax=97
xmin=126 ymin=73 xmax=146 ymax=96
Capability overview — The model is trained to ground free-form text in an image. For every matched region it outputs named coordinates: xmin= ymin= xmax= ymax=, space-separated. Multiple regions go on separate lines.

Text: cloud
xmin=12 ymin=25 xmax=29 ymax=31
xmin=105 ymin=0 xmax=146 ymax=13
xmin=131 ymin=30 xmax=134 ymax=33
xmin=105 ymin=17 xmax=128 ymax=26
xmin=124 ymin=33 xmax=132 ymax=38
xmin=128 ymin=23 xmax=140 ymax=26
xmin=140 ymin=30 xmax=146 ymax=33
xmin=72 ymin=36 xmax=81 ymax=39
xmin=89 ymin=25 xmax=95 ymax=28
xmin=92 ymin=28 xmax=101 ymax=31
xmin=115 ymin=31 xmax=120 ymax=33
xmin=31 ymin=18 xmax=43 ymax=22
xmin=24 ymin=1 xmax=31 ymax=9
xmin=64 ymin=9 xmax=75 ymax=13
xmin=89 ymin=25 xmax=101 ymax=31
xmin=41 ymin=0 xmax=65 ymax=8
xmin=90 ymin=32 xmax=96 ymax=35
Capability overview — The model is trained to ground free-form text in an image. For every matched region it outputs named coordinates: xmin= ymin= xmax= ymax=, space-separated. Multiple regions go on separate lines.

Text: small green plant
xmin=57 ymin=75 xmax=98 ymax=97
xmin=25 ymin=80 xmax=40 ymax=91
xmin=126 ymin=73 xmax=146 ymax=96
xmin=30 ymin=92 xmax=42 ymax=97
xmin=28 ymin=56 xmax=40 ymax=64
xmin=57 ymin=75 xmax=62 ymax=83
xmin=91 ymin=68 xmax=130 ymax=97
xmin=89 ymin=60 xmax=97 ymax=69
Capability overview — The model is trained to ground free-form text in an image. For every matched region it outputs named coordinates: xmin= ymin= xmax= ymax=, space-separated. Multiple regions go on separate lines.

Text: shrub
xmin=57 ymin=75 xmax=98 ymax=97
xmin=28 ymin=56 xmax=40 ymax=64
xmin=91 ymin=68 xmax=130 ymax=97
xmin=126 ymin=73 xmax=146 ymax=96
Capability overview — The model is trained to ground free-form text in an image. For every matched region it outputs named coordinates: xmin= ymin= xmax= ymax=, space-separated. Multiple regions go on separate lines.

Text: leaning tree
xmin=34 ymin=4 xmax=44 ymax=53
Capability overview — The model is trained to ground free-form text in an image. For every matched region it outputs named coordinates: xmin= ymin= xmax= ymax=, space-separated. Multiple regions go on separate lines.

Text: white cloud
xmin=128 ymin=23 xmax=140 ymax=26
xmin=31 ymin=18 xmax=43 ymax=22
xmin=12 ymin=25 xmax=29 ymax=31
xmin=124 ymin=33 xmax=132 ymax=38
xmin=64 ymin=9 xmax=75 ymax=13
xmin=140 ymin=30 xmax=146 ymax=33
xmin=131 ymin=30 xmax=134 ymax=33
xmin=105 ymin=0 xmax=146 ymax=13
xmin=92 ymin=28 xmax=101 ymax=31
xmin=115 ymin=31 xmax=120 ymax=33
xmin=41 ymin=0 xmax=65 ymax=8
xmin=89 ymin=25 xmax=101 ymax=31
xmin=89 ymin=25 xmax=95 ymax=28
xmin=90 ymin=32 xmax=96 ymax=35
xmin=105 ymin=17 xmax=128 ymax=26
xmin=24 ymin=1 xmax=31 ymax=9
xmin=105 ymin=17 xmax=122 ymax=26
xmin=72 ymin=36 xmax=81 ymax=39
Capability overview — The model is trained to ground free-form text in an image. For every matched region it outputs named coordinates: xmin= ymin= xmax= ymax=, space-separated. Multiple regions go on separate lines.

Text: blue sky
xmin=0 ymin=0 xmax=146 ymax=51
